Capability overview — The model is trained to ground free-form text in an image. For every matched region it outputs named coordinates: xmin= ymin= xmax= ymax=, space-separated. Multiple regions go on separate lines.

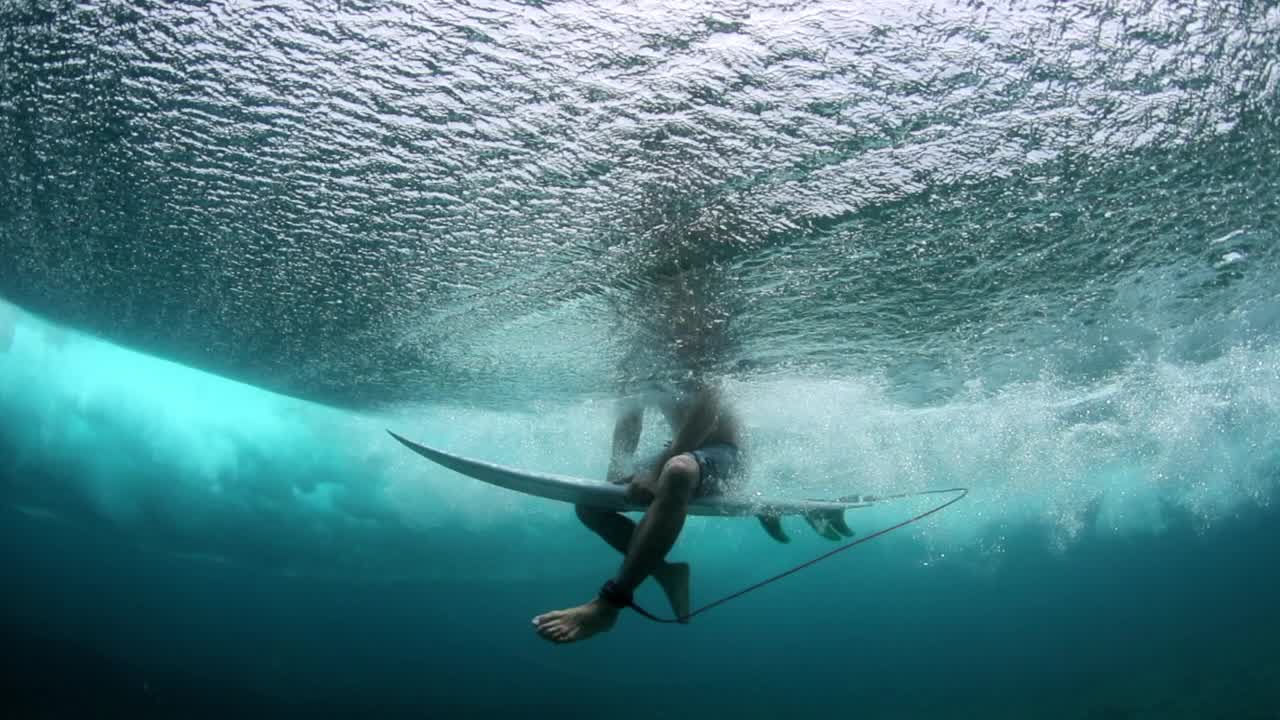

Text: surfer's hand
xmin=626 ymin=469 xmax=658 ymax=504
xmin=605 ymin=458 xmax=630 ymax=485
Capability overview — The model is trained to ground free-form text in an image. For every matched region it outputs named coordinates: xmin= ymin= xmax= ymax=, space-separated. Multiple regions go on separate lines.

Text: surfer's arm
xmin=606 ymin=404 xmax=643 ymax=484
xmin=656 ymin=385 xmax=721 ymax=467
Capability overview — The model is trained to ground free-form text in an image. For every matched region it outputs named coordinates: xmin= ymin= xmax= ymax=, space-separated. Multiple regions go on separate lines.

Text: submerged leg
xmin=613 ymin=454 xmax=697 ymax=591
xmin=575 ymin=501 xmax=692 ymax=622
xmin=536 ymin=457 xmax=699 ymax=643
xmin=575 ymin=505 xmax=636 ymax=554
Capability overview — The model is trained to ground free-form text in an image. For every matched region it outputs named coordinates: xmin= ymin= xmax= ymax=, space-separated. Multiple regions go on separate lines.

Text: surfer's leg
xmin=576 ymin=505 xmax=690 ymax=618
xmin=614 ymin=453 xmax=698 ymax=592
xmin=534 ymin=456 xmax=697 ymax=643
xmin=575 ymin=506 xmax=635 ymax=555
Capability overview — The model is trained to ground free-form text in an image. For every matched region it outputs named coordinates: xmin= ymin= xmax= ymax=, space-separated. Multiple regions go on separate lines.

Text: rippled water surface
xmin=4 ymin=0 xmax=1277 ymax=405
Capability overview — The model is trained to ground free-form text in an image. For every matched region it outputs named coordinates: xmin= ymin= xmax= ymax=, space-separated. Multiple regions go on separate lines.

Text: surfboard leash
xmin=619 ymin=487 xmax=969 ymax=624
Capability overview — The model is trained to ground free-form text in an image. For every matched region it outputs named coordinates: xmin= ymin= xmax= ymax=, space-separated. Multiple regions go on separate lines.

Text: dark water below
xmin=5 ymin=494 xmax=1279 ymax=719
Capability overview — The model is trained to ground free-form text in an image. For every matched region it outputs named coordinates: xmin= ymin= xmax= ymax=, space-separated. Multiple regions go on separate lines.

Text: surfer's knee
xmin=658 ymin=454 xmax=699 ymax=498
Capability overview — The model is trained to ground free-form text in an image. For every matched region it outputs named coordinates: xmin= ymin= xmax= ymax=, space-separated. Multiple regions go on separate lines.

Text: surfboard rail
xmin=387 ymin=430 xmax=875 ymax=518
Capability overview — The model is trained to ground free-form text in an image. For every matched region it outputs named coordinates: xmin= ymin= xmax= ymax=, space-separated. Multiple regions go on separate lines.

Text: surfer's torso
xmin=649 ymin=381 xmax=740 ymax=449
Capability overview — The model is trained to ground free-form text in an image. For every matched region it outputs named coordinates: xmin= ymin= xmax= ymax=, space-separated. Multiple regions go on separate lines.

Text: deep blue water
xmin=4 ymin=475 xmax=1278 ymax=719
xmin=3 ymin=1 xmax=1280 ymax=718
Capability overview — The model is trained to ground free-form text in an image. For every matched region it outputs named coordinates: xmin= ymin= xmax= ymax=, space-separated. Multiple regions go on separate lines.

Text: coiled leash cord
xmin=599 ymin=487 xmax=969 ymax=624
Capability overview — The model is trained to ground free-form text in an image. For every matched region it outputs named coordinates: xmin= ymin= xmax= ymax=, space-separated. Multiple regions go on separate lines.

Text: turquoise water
xmin=3 ymin=1 xmax=1280 ymax=717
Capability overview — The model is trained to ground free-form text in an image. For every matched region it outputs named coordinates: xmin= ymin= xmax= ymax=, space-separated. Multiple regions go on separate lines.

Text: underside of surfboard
xmin=388 ymin=429 xmax=870 ymax=542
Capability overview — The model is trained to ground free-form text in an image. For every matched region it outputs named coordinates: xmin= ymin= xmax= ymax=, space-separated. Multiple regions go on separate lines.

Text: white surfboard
xmin=388 ymin=430 xmax=872 ymax=542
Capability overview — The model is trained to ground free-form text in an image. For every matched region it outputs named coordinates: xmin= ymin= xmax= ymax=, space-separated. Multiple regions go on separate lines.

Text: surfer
xmin=533 ymin=377 xmax=741 ymax=643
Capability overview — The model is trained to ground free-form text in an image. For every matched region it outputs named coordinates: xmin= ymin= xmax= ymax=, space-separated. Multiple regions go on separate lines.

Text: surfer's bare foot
xmin=654 ymin=562 xmax=691 ymax=622
xmin=532 ymin=598 xmax=619 ymax=644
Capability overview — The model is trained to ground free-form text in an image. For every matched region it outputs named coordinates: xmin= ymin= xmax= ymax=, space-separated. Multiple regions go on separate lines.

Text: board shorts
xmin=688 ymin=443 xmax=742 ymax=497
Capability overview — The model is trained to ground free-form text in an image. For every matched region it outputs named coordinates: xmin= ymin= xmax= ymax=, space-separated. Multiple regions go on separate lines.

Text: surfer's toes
xmin=534 ymin=618 xmax=561 ymax=641
xmin=532 ymin=600 xmax=618 ymax=644
xmin=533 ymin=610 xmax=563 ymax=626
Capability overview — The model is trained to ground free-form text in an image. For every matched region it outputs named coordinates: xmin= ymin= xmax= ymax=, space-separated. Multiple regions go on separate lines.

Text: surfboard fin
xmin=803 ymin=509 xmax=855 ymax=541
xmin=756 ymin=515 xmax=790 ymax=543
